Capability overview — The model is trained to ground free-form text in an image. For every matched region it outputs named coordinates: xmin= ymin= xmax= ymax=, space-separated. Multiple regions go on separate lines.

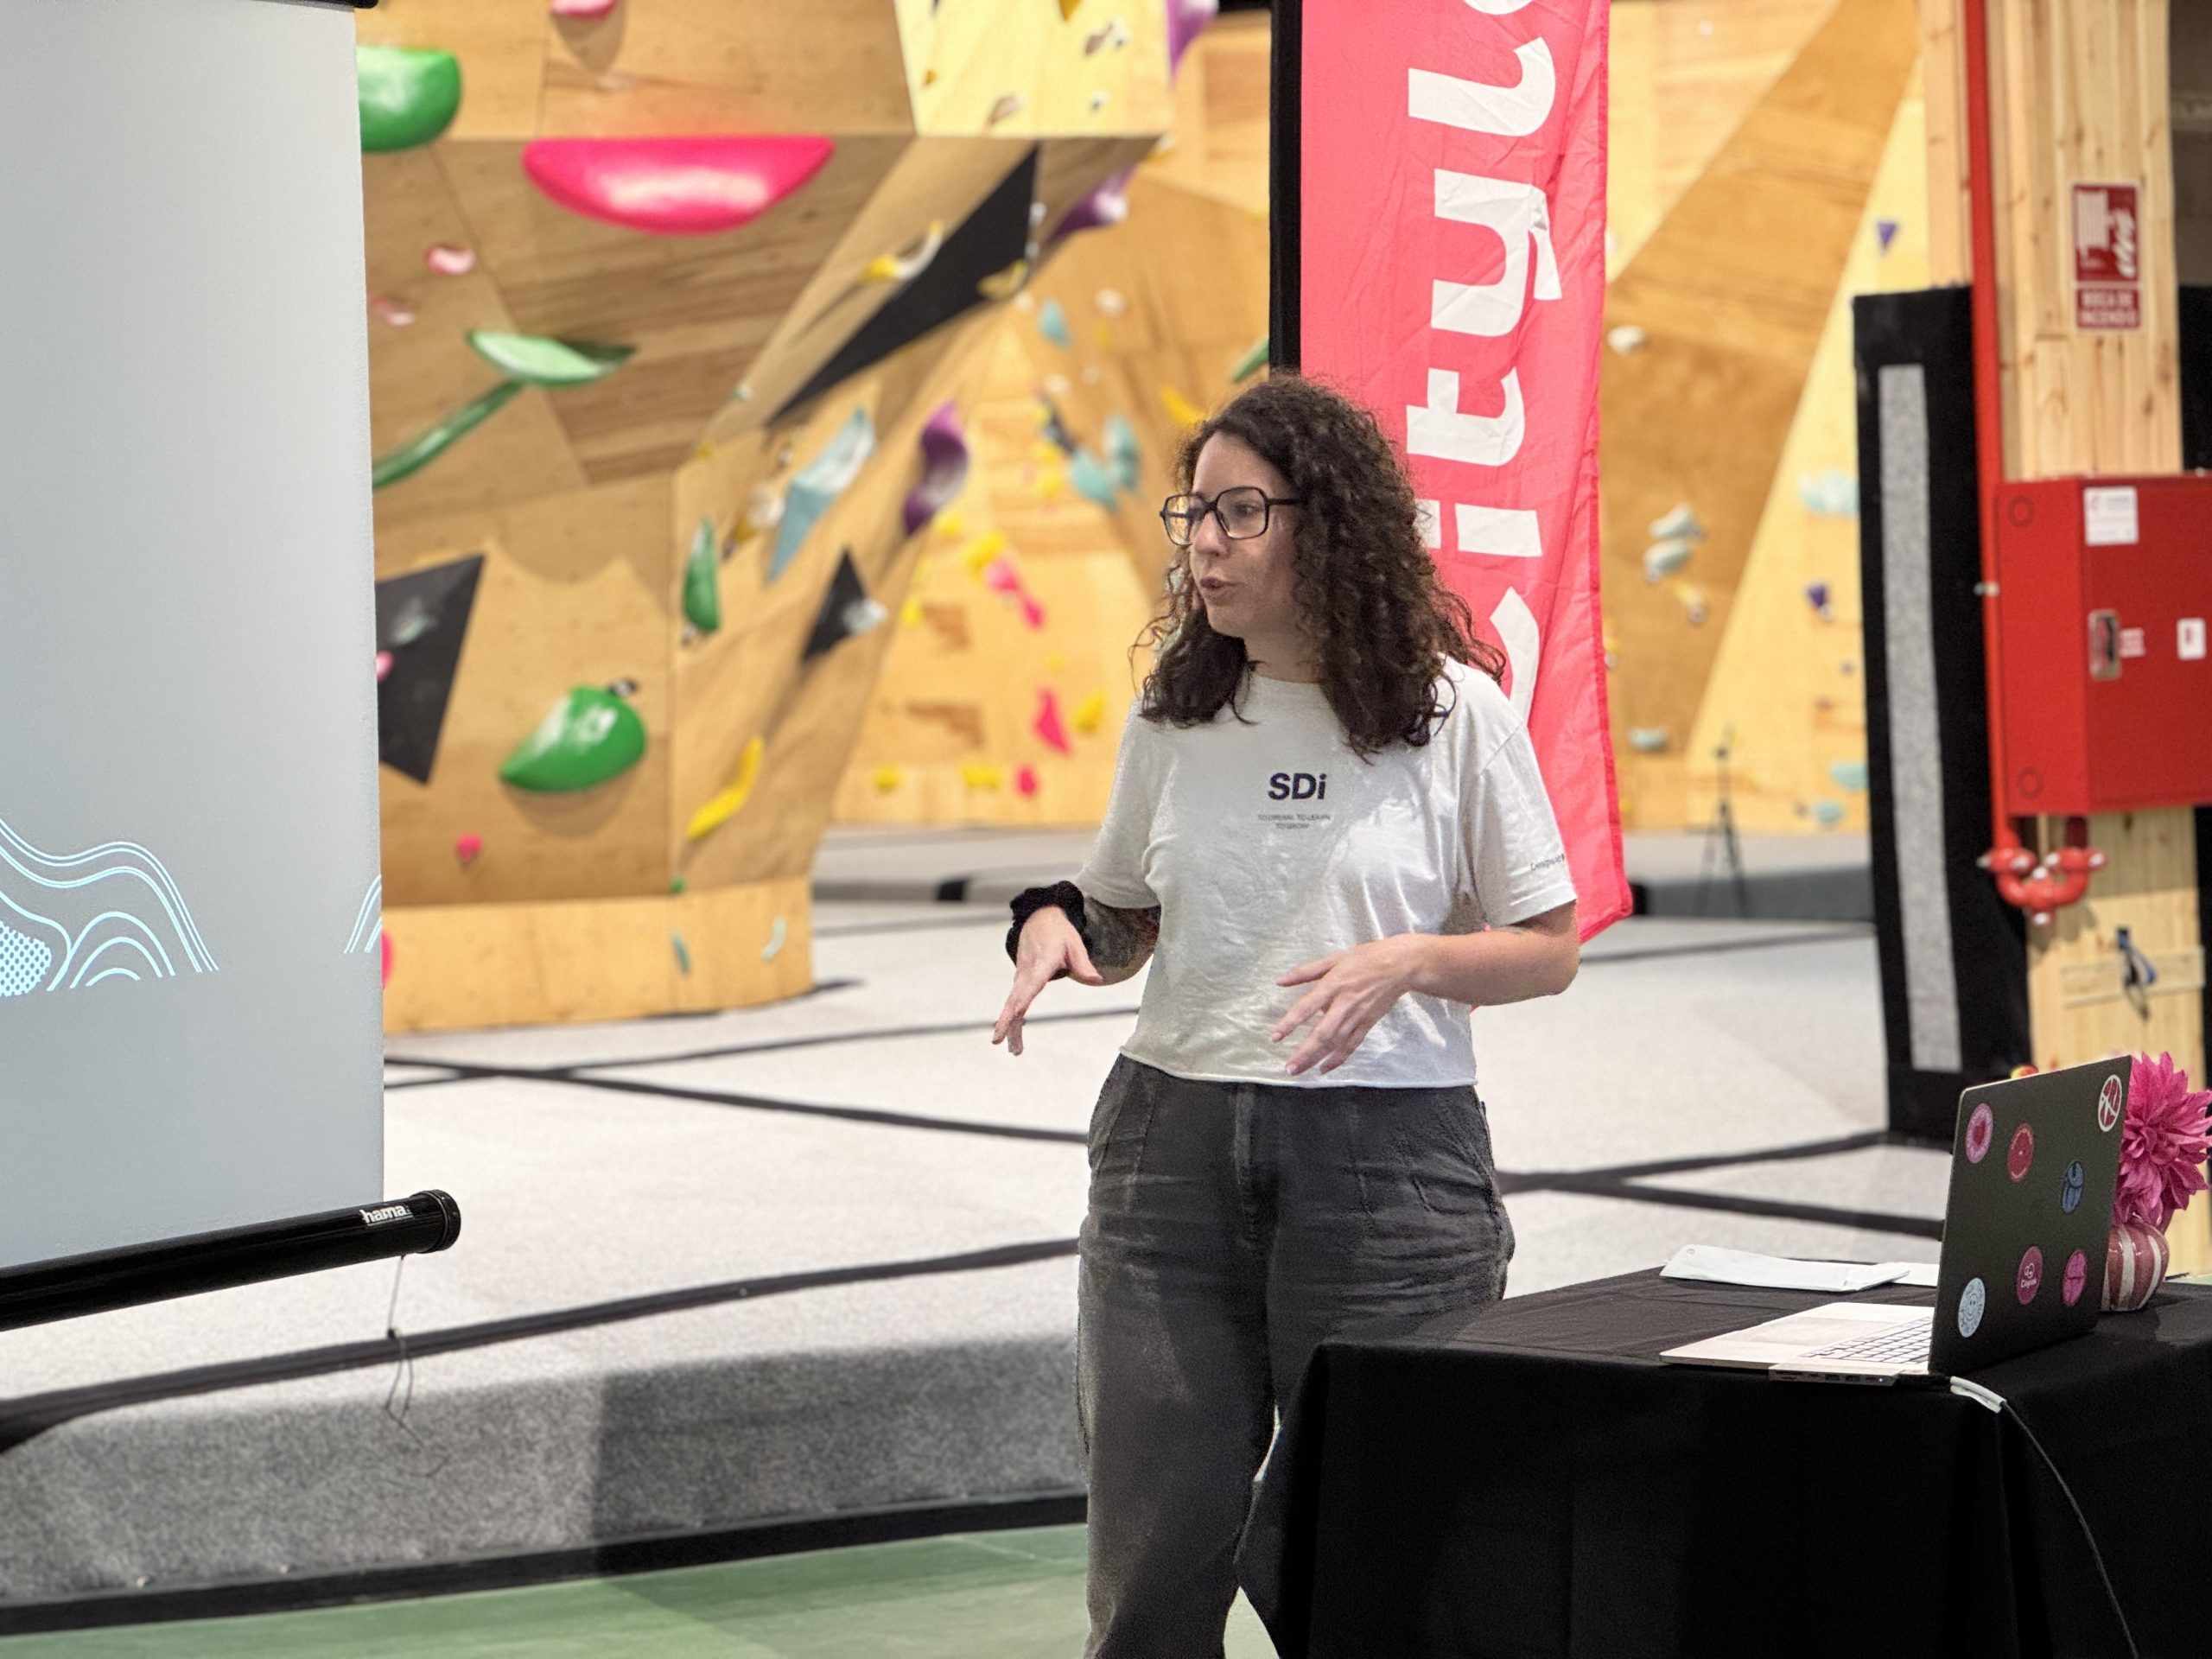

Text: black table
xmin=1249 ymin=1270 xmax=2212 ymax=1658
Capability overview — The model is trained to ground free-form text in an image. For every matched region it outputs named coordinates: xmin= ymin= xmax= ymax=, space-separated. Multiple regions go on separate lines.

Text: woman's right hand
xmin=993 ymin=909 xmax=1105 ymax=1057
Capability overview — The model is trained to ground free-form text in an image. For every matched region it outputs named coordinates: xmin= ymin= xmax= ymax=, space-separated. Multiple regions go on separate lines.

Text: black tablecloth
xmin=1249 ymin=1271 xmax=2212 ymax=1658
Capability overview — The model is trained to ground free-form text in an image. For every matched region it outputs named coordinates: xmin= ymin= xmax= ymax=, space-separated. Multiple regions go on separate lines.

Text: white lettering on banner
xmin=1408 ymin=41 xmax=1556 ymax=139
xmin=1403 ymin=0 xmax=1579 ymax=700
xmin=1456 ymin=504 xmax=1541 ymax=559
xmin=1490 ymin=587 xmax=1541 ymax=721
xmin=1408 ymin=367 xmax=1525 ymax=466
xmin=359 ymin=1203 xmax=410 ymax=1224
xmin=1431 ymin=172 xmax=1560 ymax=336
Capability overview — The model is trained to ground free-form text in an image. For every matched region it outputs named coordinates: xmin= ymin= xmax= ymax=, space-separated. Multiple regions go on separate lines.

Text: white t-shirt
xmin=1075 ymin=656 xmax=1578 ymax=1088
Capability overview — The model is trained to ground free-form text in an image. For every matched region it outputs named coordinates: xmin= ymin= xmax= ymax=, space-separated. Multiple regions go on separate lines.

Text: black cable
xmin=1953 ymin=1377 xmax=2139 ymax=1658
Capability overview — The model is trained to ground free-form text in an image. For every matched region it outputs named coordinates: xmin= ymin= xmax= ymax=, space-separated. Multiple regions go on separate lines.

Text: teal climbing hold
xmin=683 ymin=516 xmax=721 ymax=633
xmin=499 ymin=686 xmax=647 ymax=792
xmin=770 ymin=408 xmax=875 ymax=582
xmin=1068 ymin=448 xmax=1119 ymax=511
xmin=1103 ymin=414 xmax=1140 ymax=493
xmin=1039 ymin=298 xmax=1073 ymax=349
xmin=358 ymin=46 xmax=463 ymax=153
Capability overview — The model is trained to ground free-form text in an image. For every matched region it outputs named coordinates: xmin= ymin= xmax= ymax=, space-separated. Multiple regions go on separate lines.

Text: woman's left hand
xmin=1272 ymin=936 xmax=1425 ymax=1077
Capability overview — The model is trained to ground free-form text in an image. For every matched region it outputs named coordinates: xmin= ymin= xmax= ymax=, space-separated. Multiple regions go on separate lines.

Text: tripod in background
xmin=1694 ymin=724 xmax=1751 ymax=918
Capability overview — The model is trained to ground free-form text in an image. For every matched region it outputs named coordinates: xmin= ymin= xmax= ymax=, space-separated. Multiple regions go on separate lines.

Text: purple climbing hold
xmin=902 ymin=403 xmax=971 ymax=535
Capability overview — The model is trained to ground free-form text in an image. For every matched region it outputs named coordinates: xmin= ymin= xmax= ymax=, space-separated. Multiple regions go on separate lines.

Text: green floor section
xmin=0 ymin=1528 xmax=1278 ymax=1657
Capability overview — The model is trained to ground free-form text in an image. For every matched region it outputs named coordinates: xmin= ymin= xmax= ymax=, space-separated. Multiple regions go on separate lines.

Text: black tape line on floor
xmin=1500 ymin=1172 xmax=1943 ymax=1240
xmin=0 ymin=1490 xmax=1093 ymax=1635
xmin=384 ymin=1002 xmax=1145 ymax=1094
xmin=0 ymin=1238 xmax=1083 ymax=1456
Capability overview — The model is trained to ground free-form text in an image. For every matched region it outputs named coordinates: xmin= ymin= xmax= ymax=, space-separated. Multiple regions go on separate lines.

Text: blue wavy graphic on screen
xmin=0 ymin=814 xmax=218 ymax=998
xmin=343 ymin=875 xmax=382 ymax=957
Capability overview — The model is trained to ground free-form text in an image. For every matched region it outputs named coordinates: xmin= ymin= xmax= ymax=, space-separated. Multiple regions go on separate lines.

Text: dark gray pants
xmin=1077 ymin=1052 xmax=1515 ymax=1657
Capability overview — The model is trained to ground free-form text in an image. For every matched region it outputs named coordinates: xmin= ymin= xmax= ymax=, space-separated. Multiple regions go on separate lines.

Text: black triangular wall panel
xmin=773 ymin=148 xmax=1039 ymax=422
xmin=376 ymin=553 xmax=484 ymax=784
xmin=803 ymin=549 xmax=872 ymax=664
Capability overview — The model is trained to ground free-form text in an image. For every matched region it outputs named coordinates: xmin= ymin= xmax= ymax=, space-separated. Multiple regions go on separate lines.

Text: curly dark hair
xmin=1131 ymin=373 xmax=1505 ymax=759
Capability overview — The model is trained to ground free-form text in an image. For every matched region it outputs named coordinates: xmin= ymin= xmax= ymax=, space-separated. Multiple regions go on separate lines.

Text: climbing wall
xmin=1600 ymin=0 xmax=1927 ymax=834
xmin=833 ymin=9 xmax=1272 ymax=826
xmin=353 ymin=0 xmax=1171 ymax=1029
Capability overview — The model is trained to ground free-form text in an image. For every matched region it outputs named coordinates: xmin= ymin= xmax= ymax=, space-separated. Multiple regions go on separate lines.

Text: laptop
xmin=1660 ymin=1056 xmax=2131 ymax=1382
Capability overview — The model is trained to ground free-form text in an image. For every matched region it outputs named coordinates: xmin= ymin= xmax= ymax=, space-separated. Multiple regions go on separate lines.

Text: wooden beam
xmin=1980 ymin=0 xmax=2206 ymax=1268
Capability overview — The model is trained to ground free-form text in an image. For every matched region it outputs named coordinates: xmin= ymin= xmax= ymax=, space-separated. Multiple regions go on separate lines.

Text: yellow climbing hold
xmin=934 ymin=510 xmax=965 ymax=541
xmin=1160 ymin=385 xmax=1206 ymax=428
xmin=978 ymin=258 xmax=1030 ymax=301
xmin=685 ymin=734 xmax=766 ymax=842
xmin=961 ymin=763 xmax=1006 ymax=791
xmin=899 ymin=597 xmax=925 ymax=627
xmin=871 ymin=766 xmax=905 ymax=793
xmin=1071 ymin=689 xmax=1106 ymax=733
xmin=1033 ymin=469 xmax=1065 ymax=501
xmin=958 ymin=530 xmax=1009 ymax=577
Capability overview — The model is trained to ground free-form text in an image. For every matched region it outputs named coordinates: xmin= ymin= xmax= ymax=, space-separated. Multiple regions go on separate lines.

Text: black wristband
xmin=1007 ymin=880 xmax=1090 ymax=979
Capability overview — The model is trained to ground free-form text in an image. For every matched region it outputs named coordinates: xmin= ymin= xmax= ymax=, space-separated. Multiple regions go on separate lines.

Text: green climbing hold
xmin=373 ymin=333 xmax=634 ymax=490
xmin=358 ymin=46 xmax=463 ymax=153
xmin=467 ymin=331 xmax=634 ymax=386
xmin=499 ymin=686 xmax=647 ymax=792
xmin=372 ymin=380 xmax=523 ymax=490
xmin=1230 ymin=334 xmax=1269 ymax=383
xmin=683 ymin=516 xmax=721 ymax=634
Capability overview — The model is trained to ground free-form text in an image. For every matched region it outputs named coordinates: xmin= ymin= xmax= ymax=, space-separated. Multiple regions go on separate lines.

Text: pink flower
xmin=2113 ymin=1052 xmax=2212 ymax=1230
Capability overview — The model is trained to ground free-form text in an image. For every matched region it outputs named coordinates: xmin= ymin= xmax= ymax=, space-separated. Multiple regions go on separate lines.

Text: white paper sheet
xmin=1660 ymin=1245 xmax=1936 ymax=1294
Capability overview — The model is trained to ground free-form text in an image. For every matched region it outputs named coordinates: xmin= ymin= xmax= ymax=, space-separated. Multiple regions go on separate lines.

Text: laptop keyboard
xmin=1804 ymin=1322 xmax=1932 ymax=1366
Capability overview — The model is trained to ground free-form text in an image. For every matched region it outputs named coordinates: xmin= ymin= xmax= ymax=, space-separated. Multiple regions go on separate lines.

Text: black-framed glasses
xmin=1159 ymin=486 xmax=1303 ymax=547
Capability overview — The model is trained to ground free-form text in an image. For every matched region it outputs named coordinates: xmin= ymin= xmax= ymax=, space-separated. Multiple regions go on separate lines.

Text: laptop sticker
xmin=2061 ymin=1160 xmax=2085 ymax=1213
xmin=1958 ymin=1277 xmax=1986 ymax=1338
xmin=2007 ymin=1123 xmax=2035 ymax=1182
xmin=2098 ymin=1076 xmax=2123 ymax=1133
xmin=1965 ymin=1103 xmax=1994 ymax=1164
xmin=2016 ymin=1246 xmax=2044 ymax=1305
xmin=2063 ymin=1248 xmax=2088 ymax=1307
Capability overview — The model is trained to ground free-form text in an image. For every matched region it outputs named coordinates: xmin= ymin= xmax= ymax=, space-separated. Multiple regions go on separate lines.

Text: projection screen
xmin=0 ymin=0 xmax=383 ymax=1267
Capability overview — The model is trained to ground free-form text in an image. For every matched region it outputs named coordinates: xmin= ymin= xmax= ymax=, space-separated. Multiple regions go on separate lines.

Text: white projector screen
xmin=0 ymin=0 xmax=383 ymax=1267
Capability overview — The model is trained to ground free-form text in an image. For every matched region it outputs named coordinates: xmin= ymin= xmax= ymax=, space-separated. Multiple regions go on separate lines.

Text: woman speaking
xmin=994 ymin=374 xmax=1581 ymax=1656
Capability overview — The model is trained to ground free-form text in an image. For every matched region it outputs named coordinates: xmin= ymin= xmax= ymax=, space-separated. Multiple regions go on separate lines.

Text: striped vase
xmin=2103 ymin=1220 xmax=2171 ymax=1313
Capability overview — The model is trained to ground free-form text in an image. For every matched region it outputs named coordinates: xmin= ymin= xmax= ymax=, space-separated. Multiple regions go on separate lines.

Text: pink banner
xmin=1295 ymin=0 xmax=1627 ymax=940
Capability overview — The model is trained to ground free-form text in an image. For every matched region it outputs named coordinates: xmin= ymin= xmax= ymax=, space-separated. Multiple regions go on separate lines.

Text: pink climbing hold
xmin=522 ymin=137 xmax=836 ymax=237
xmin=1034 ymin=690 xmax=1073 ymax=754
xmin=1020 ymin=594 xmax=1047 ymax=630
xmin=982 ymin=556 xmax=1021 ymax=595
xmin=424 ymin=244 xmax=476 ymax=276
xmin=380 ymin=930 xmax=392 ymax=988
xmin=454 ymin=833 xmax=483 ymax=865
xmin=369 ymin=295 xmax=416 ymax=327
xmin=375 ymin=650 xmax=394 ymax=682
xmin=1015 ymin=766 xmax=1039 ymax=798
xmin=550 ymin=0 xmax=620 ymax=16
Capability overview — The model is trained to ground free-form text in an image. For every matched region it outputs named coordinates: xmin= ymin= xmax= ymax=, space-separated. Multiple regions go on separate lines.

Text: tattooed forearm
xmin=1083 ymin=899 xmax=1160 ymax=983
